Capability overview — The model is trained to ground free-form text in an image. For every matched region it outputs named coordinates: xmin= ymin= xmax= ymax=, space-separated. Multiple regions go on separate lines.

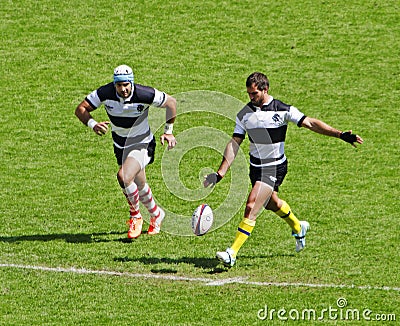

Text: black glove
xmin=340 ymin=131 xmax=357 ymax=145
xmin=204 ymin=172 xmax=223 ymax=187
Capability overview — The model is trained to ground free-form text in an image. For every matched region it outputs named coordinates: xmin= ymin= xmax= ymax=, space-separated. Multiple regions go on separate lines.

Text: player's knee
xmin=116 ymin=171 xmax=123 ymax=188
xmin=265 ymin=195 xmax=281 ymax=212
xmin=116 ymin=170 xmax=129 ymax=188
xmin=244 ymin=201 xmax=255 ymax=218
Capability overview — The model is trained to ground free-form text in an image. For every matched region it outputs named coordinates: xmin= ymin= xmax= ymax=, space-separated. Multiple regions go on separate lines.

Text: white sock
xmin=123 ymin=183 xmax=141 ymax=219
xmin=139 ymin=183 xmax=161 ymax=219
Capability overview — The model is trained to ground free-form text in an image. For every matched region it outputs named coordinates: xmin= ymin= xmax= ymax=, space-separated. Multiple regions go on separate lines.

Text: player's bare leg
xmin=217 ymin=181 xmax=273 ymax=266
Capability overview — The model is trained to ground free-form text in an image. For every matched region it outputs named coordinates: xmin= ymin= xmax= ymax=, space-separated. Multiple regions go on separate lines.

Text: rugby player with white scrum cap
xmin=75 ymin=65 xmax=177 ymax=239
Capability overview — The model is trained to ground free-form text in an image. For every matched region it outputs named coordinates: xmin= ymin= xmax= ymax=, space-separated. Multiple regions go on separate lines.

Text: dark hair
xmin=246 ymin=72 xmax=269 ymax=91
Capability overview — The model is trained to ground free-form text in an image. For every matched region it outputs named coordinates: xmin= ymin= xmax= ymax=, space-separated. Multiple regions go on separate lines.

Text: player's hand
xmin=340 ymin=130 xmax=363 ymax=148
xmin=160 ymin=133 xmax=177 ymax=150
xmin=203 ymin=172 xmax=222 ymax=188
xmin=93 ymin=121 xmax=110 ymax=136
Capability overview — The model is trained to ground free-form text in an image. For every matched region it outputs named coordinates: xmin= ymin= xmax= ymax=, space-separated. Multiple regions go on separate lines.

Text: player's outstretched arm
xmin=301 ymin=117 xmax=363 ymax=147
xmin=339 ymin=130 xmax=363 ymax=148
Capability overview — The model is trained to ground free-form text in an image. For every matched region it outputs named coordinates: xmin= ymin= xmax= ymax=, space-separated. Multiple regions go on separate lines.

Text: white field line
xmin=1 ymin=263 xmax=399 ymax=292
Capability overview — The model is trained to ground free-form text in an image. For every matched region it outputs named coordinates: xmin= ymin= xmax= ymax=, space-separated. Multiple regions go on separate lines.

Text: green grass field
xmin=1 ymin=0 xmax=399 ymax=324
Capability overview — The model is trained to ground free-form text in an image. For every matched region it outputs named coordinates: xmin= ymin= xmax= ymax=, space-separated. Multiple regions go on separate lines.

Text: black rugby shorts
xmin=249 ymin=160 xmax=288 ymax=192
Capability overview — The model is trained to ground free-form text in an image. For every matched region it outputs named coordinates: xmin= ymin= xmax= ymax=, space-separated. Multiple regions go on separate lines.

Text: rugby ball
xmin=191 ymin=204 xmax=213 ymax=236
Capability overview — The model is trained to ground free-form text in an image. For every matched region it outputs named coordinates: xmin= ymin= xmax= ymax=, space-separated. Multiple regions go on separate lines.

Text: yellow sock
xmin=230 ymin=218 xmax=256 ymax=257
xmin=275 ymin=201 xmax=301 ymax=234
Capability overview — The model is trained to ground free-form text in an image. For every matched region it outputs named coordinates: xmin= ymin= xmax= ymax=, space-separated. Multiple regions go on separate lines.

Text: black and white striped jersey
xmin=233 ymin=96 xmax=306 ymax=167
xmin=85 ymin=82 xmax=167 ymax=149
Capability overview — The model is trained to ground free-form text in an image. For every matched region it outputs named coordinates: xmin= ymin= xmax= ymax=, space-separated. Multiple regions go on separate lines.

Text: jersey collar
xmin=262 ymin=95 xmax=273 ymax=107
xmin=260 ymin=96 xmax=274 ymax=111
xmin=250 ymin=96 xmax=274 ymax=111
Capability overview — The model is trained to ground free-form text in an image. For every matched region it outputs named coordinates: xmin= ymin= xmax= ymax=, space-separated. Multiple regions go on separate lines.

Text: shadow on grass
xmin=0 ymin=231 xmax=127 ymax=243
xmin=114 ymin=256 xmax=226 ymax=274
xmin=240 ymin=253 xmax=296 ymax=259
xmin=0 ymin=233 xmax=228 ymax=273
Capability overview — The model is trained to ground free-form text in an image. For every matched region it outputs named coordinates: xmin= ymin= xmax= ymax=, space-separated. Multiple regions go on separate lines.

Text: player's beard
xmin=252 ymin=94 xmax=269 ymax=108
xmin=252 ymin=98 xmax=263 ymax=107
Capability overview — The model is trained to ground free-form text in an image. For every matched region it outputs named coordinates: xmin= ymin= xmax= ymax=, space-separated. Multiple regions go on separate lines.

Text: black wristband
xmin=340 ymin=132 xmax=357 ymax=144
xmin=216 ymin=172 xmax=223 ymax=183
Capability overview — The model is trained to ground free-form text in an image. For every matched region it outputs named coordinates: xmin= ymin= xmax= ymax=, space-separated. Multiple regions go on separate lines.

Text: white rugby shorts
xmin=126 ymin=148 xmax=151 ymax=169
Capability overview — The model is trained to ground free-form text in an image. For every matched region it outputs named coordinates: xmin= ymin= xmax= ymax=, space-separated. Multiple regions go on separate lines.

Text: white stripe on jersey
xmin=110 ymin=122 xmax=149 ymax=138
xmin=249 ymin=143 xmax=285 ymax=166
xmin=152 ymin=89 xmax=167 ymax=107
